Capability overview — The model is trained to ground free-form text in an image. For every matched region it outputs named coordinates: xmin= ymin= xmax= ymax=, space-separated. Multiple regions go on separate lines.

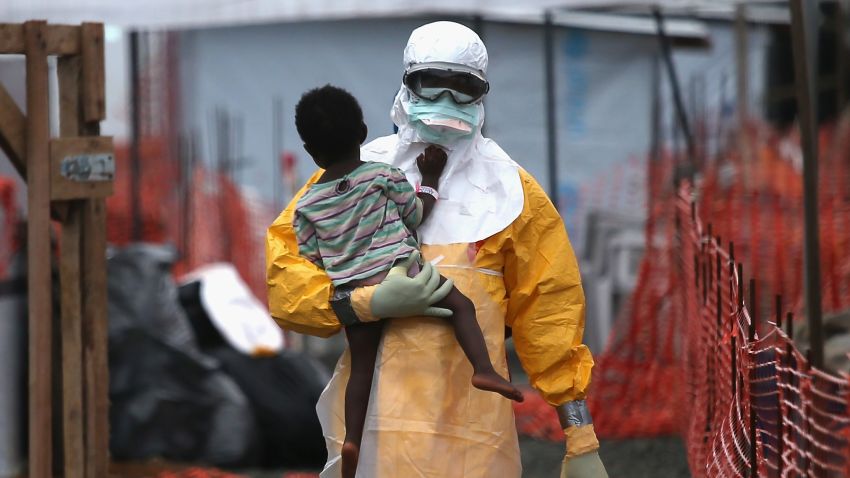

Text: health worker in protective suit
xmin=266 ymin=21 xmax=608 ymax=478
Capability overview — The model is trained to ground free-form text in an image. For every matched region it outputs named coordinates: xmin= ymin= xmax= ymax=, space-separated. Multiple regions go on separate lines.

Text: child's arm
xmin=415 ymin=145 xmax=447 ymax=224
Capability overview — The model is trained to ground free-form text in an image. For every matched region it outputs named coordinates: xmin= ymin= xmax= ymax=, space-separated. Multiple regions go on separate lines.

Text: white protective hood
xmin=363 ymin=21 xmax=524 ymax=245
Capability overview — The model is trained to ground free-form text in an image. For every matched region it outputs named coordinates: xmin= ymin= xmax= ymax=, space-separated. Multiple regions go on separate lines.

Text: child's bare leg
xmin=435 ymin=278 xmax=524 ymax=402
xmin=342 ymin=321 xmax=383 ymax=478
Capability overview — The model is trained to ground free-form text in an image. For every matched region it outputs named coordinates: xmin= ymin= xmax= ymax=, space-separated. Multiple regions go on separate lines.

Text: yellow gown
xmin=266 ymin=168 xmax=594 ymax=477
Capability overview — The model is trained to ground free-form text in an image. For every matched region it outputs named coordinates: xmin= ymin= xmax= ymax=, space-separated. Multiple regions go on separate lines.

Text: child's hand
xmin=416 ymin=145 xmax=447 ymax=182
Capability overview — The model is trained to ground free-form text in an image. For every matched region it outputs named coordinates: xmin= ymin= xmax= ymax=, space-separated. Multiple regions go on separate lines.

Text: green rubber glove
xmin=370 ymin=251 xmax=454 ymax=319
xmin=561 ymin=451 xmax=608 ymax=478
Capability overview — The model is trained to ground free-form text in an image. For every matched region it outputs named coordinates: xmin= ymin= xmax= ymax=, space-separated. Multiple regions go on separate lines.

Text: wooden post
xmin=80 ymin=22 xmax=110 ymax=478
xmin=81 ymin=198 xmax=108 ymax=478
xmin=2 ymin=20 xmax=111 ymax=478
xmin=57 ymin=52 xmax=85 ymax=478
xmin=24 ymin=19 xmax=53 ymax=478
xmin=58 ymin=206 xmax=83 ymax=478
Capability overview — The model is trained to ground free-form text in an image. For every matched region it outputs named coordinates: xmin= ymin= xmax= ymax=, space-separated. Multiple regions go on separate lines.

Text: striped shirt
xmin=293 ymin=161 xmax=423 ymax=287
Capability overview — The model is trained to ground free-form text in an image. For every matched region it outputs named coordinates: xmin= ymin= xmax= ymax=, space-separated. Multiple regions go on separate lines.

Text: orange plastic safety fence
xmin=0 ymin=177 xmax=17 ymax=279
xmin=105 ymin=138 xmax=275 ymax=302
xmin=588 ymin=153 xmax=684 ymax=438
xmin=590 ymin=115 xmax=850 ymax=477
xmin=680 ymin=186 xmax=850 ymax=477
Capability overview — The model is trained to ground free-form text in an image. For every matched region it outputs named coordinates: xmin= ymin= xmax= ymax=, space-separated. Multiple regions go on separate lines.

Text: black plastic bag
xmin=107 ymin=245 xmax=260 ymax=467
xmin=178 ymin=279 xmax=328 ymax=468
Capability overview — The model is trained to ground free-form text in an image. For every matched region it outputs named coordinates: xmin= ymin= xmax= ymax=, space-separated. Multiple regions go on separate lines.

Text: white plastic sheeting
xmin=180 ymin=263 xmax=285 ymax=356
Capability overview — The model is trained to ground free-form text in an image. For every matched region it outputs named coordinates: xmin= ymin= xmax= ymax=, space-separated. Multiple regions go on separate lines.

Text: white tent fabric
xmin=1 ymin=0 xmax=783 ymax=28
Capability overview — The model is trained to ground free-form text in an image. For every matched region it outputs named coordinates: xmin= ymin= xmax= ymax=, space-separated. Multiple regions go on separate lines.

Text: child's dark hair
xmin=295 ymin=85 xmax=364 ymax=159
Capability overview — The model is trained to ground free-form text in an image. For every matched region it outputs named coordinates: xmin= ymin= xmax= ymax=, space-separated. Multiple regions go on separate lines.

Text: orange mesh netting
xmin=586 ymin=150 xmax=684 ymax=438
xmin=589 ymin=114 xmax=850 ymax=476
xmin=0 ymin=177 xmax=18 ymax=279
xmin=105 ymin=33 xmax=275 ymax=301
xmin=677 ymin=186 xmax=850 ymax=477
xmin=105 ymin=137 xmax=275 ymax=301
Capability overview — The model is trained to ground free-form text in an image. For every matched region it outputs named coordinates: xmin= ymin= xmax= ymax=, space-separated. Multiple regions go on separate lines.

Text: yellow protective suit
xmin=266 ymin=168 xmax=594 ymax=477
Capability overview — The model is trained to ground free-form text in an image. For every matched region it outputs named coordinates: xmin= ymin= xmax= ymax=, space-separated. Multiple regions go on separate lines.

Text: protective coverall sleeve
xmin=503 ymin=170 xmax=594 ymax=406
xmin=266 ymin=170 xmax=342 ymax=338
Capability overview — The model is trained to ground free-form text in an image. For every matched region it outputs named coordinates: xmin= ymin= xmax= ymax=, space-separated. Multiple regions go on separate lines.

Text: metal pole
xmin=129 ymin=30 xmax=142 ymax=242
xmin=648 ymin=53 xmax=661 ymax=244
xmin=836 ymin=0 xmax=847 ymax=110
xmin=775 ymin=295 xmax=784 ymax=476
xmin=652 ymin=7 xmax=695 ymax=179
xmin=735 ymin=5 xmax=749 ymax=125
xmin=650 ymin=53 xmax=661 ymax=165
xmin=272 ymin=97 xmax=282 ymax=210
xmin=544 ymin=10 xmax=560 ymax=208
xmin=748 ymin=278 xmax=757 ymax=478
xmin=717 ymin=72 xmax=728 ymax=155
xmin=735 ymin=5 xmax=752 ymax=189
xmin=789 ymin=0 xmax=824 ymax=369
xmin=178 ymin=133 xmax=188 ymax=260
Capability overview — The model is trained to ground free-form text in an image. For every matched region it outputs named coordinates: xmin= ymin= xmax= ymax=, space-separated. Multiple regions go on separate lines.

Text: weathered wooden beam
xmin=59 ymin=55 xmax=83 ymax=137
xmin=0 ymin=23 xmax=81 ymax=55
xmin=80 ymin=23 xmax=110 ymax=476
xmin=25 ymin=19 xmax=54 ymax=478
xmin=59 ymin=204 xmax=84 ymax=478
xmin=0 ymin=82 xmax=26 ymax=178
xmin=57 ymin=52 xmax=86 ymax=478
xmin=81 ymin=24 xmax=105 ymax=122
xmin=82 ymin=197 xmax=109 ymax=478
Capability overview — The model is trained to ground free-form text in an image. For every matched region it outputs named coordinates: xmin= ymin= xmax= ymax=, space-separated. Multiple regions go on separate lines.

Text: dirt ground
xmin=114 ymin=436 xmax=691 ymax=477
xmin=519 ymin=436 xmax=691 ymax=478
xmin=116 ymin=346 xmax=693 ymax=477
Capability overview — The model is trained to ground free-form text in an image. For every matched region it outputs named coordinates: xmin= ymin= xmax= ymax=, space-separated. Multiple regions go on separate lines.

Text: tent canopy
xmin=1 ymin=0 xmax=785 ymax=29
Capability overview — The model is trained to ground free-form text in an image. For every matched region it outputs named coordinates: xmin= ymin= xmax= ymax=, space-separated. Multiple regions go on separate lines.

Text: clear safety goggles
xmin=403 ymin=62 xmax=490 ymax=105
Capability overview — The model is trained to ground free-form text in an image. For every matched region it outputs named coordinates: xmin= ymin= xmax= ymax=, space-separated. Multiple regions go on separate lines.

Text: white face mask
xmin=419 ymin=117 xmax=472 ymax=133
xmin=406 ymin=95 xmax=480 ymax=145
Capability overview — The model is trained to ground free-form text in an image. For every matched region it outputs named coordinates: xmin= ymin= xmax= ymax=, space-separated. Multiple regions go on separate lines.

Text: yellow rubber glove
xmin=560 ymin=425 xmax=608 ymax=478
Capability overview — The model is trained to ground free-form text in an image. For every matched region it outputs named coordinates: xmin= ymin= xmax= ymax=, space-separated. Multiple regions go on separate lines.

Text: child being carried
xmin=292 ymin=85 xmax=523 ymax=478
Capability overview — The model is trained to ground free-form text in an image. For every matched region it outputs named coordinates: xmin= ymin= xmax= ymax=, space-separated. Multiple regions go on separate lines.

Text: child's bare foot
xmin=471 ymin=371 xmax=525 ymax=402
xmin=341 ymin=441 xmax=359 ymax=478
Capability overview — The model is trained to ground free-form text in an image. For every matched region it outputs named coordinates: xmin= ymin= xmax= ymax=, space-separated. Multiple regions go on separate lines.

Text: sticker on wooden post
xmin=49 ymin=136 xmax=114 ymax=200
